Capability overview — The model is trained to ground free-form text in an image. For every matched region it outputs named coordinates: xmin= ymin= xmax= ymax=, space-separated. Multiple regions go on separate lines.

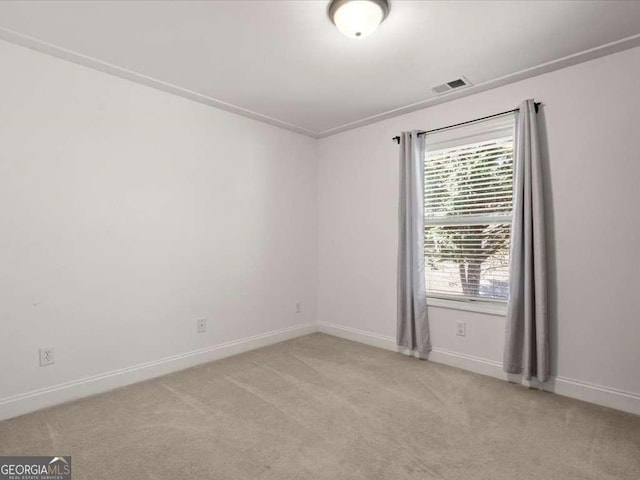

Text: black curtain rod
xmin=392 ymin=102 xmax=540 ymax=144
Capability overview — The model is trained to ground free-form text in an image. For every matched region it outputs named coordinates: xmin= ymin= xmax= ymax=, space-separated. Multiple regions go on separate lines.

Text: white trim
xmin=317 ymin=33 xmax=640 ymax=138
xmin=425 ymin=119 xmax=515 ymax=151
xmin=317 ymin=322 xmax=640 ymax=416
xmin=3 ymin=321 xmax=639 ymax=420
xmin=544 ymin=376 xmax=640 ymax=416
xmin=0 ymin=28 xmax=317 ymax=138
xmin=318 ymin=322 xmax=399 ymax=353
xmin=426 ymin=296 xmax=507 ymax=316
xmin=0 ymin=323 xmax=316 ymax=422
xmin=1 ymin=27 xmax=640 ymax=139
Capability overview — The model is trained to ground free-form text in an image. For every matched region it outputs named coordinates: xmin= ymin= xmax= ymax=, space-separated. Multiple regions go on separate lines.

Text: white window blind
xmin=424 ymin=134 xmax=514 ymax=302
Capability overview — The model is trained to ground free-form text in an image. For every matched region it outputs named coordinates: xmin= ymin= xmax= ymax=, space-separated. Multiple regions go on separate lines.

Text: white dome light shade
xmin=329 ymin=0 xmax=390 ymax=39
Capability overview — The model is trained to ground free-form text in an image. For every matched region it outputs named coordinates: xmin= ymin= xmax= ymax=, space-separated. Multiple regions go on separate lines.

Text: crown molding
xmin=2 ymin=26 xmax=640 ymax=140
xmin=0 ymin=26 xmax=318 ymax=138
xmin=316 ymin=32 xmax=640 ymax=138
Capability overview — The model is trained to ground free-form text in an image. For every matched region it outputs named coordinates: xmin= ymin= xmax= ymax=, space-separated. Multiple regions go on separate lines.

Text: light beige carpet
xmin=1 ymin=333 xmax=639 ymax=479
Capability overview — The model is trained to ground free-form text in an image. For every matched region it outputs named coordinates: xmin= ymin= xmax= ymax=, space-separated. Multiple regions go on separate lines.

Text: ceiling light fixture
xmin=328 ymin=0 xmax=390 ymax=39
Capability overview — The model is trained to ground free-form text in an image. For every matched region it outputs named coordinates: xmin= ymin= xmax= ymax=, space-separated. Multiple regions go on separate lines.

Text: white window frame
xmin=424 ymin=115 xmax=515 ymax=316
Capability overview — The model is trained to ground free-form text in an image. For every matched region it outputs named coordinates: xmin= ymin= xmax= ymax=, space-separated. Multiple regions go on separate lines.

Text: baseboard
xmin=4 ymin=321 xmax=638 ymax=421
xmin=318 ymin=322 xmax=399 ymax=352
xmin=0 ymin=323 xmax=316 ymax=422
xmin=318 ymin=322 xmax=640 ymax=416
xmin=543 ymin=376 xmax=640 ymax=416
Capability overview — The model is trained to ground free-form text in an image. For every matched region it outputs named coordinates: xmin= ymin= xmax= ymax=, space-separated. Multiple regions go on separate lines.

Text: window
xmin=424 ymin=119 xmax=514 ymax=303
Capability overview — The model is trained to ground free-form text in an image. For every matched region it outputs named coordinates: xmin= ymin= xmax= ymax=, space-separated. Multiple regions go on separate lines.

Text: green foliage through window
xmin=424 ymin=137 xmax=513 ymax=300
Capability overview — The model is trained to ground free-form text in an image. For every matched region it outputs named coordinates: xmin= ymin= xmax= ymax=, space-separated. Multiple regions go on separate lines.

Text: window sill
xmin=426 ymin=297 xmax=507 ymax=316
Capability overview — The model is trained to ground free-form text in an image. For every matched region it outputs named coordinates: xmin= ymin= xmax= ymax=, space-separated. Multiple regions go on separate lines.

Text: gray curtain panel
xmin=503 ymin=99 xmax=549 ymax=382
xmin=397 ymin=131 xmax=431 ymax=354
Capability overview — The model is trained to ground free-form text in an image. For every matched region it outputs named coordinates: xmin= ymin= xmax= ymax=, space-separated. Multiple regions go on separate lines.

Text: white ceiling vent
xmin=432 ymin=77 xmax=472 ymax=95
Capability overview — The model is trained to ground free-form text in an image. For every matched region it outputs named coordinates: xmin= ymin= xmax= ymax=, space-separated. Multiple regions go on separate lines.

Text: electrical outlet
xmin=39 ymin=347 xmax=55 ymax=366
xmin=456 ymin=321 xmax=466 ymax=337
xmin=295 ymin=302 xmax=302 ymax=314
xmin=197 ymin=318 xmax=207 ymax=333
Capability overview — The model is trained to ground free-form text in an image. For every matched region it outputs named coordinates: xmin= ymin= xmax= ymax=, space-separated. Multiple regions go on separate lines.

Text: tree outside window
xmin=424 ymin=137 xmax=513 ymax=301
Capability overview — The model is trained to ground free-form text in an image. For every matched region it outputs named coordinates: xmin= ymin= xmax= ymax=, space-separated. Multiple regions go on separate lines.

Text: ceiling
xmin=1 ymin=1 xmax=640 ymax=137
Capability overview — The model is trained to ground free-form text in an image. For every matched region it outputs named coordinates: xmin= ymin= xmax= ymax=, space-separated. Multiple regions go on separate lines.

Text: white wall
xmin=2 ymin=37 xmax=640 ymax=419
xmin=318 ymin=46 xmax=640 ymax=408
xmin=0 ymin=40 xmax=317 ymax=416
